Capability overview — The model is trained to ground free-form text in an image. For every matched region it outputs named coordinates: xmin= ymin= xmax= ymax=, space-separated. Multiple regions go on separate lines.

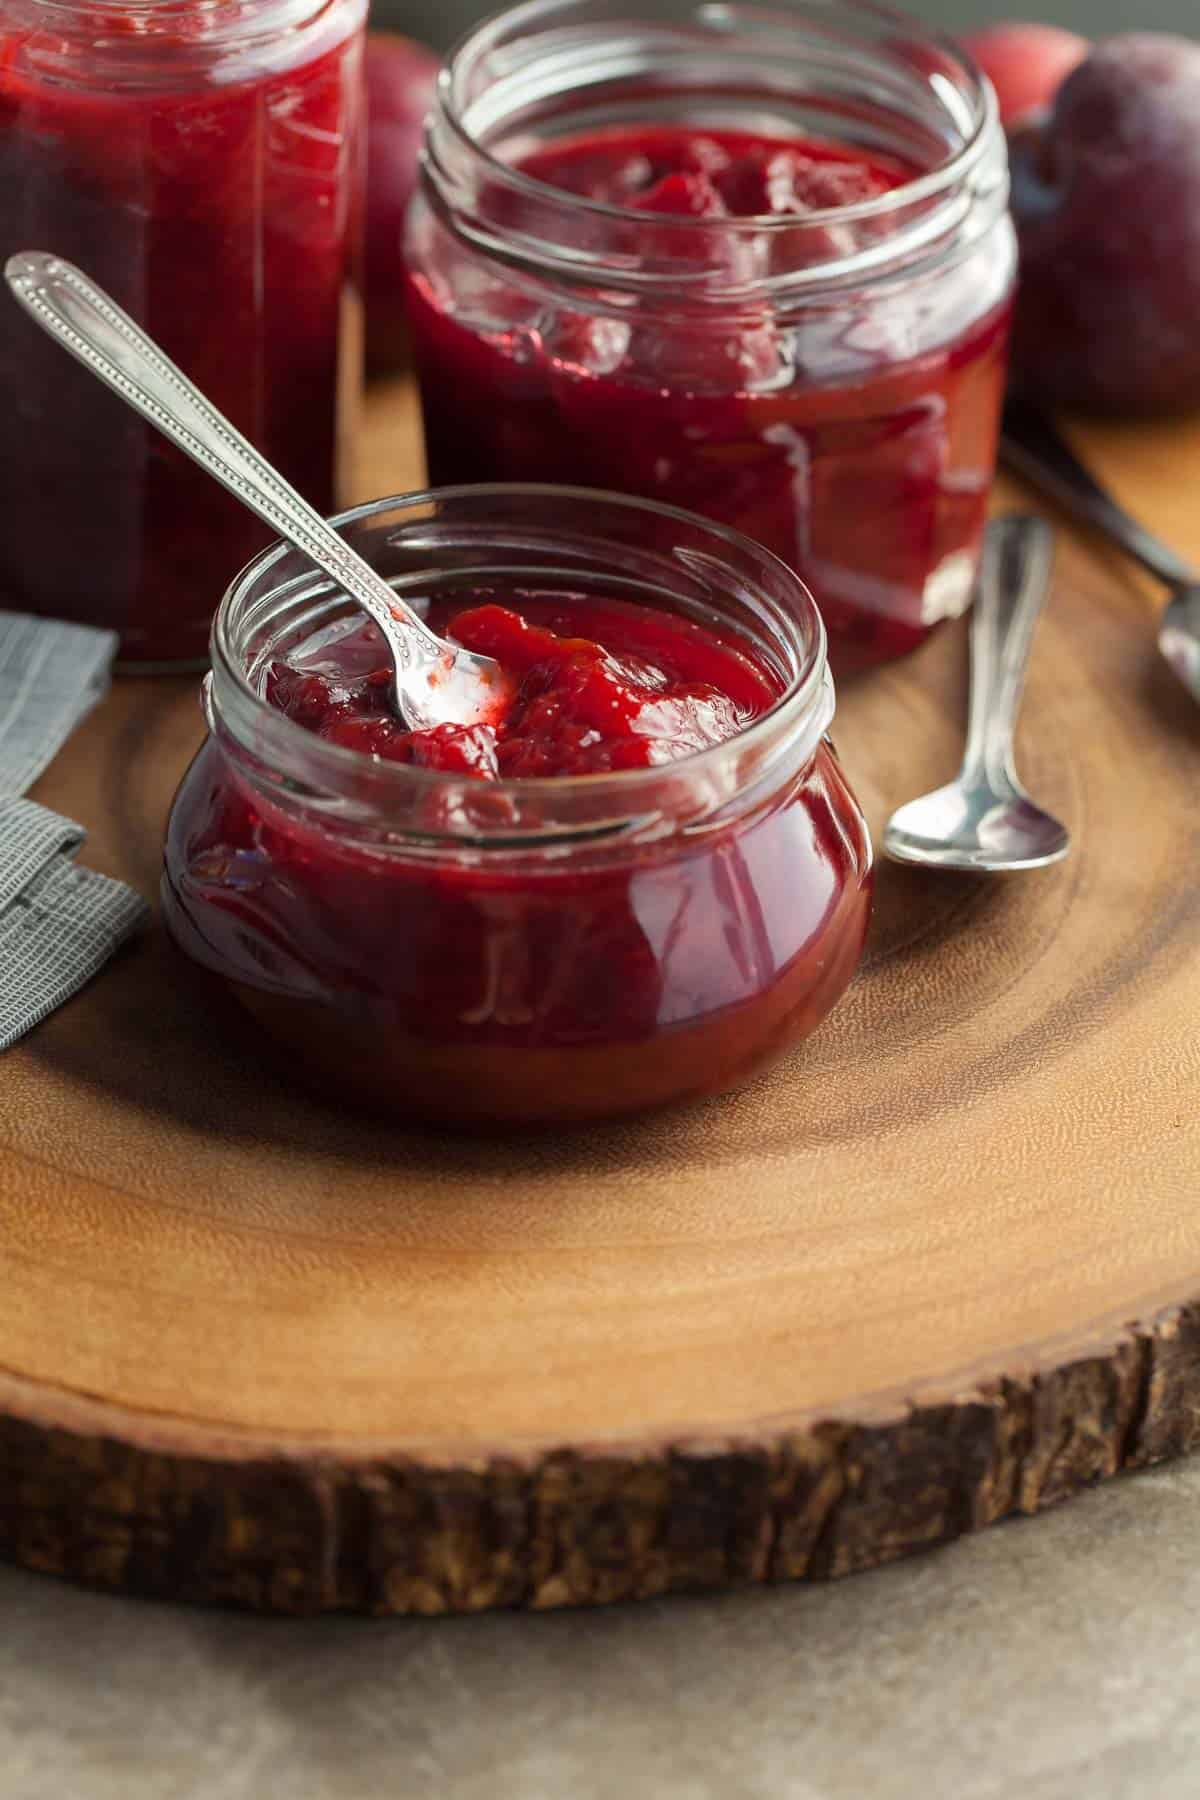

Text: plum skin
xmin=1010 ymin=33 xmax=1200 ymax=418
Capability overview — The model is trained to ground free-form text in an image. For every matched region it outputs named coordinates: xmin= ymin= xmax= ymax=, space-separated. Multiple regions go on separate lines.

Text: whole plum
xmin=1010 ymin=34 xmax=1200 ymax=416
xmin=961 ymin=22 xmax=1088 ymax=126
xmin=364 ymin=31 xmax=440 ymax=371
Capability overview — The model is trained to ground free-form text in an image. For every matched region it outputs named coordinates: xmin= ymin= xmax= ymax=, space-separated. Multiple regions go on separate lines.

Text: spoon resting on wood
xmin=884 ymin=514 xmax=1070 ymax=873
xmin=1000 ymin=399 xmax=1200 ymax=705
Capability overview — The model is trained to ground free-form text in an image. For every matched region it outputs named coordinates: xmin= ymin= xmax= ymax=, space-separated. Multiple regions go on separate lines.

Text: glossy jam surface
xmin=406 ymin=121 xmax=1013 ymax=669
xmin=266 ymin=592 xmax=778 ymax=777
xmin=0 ymin=2 xmax=363 ymax=662
xmin=162 ymin=588 xmax=872 ymax=1126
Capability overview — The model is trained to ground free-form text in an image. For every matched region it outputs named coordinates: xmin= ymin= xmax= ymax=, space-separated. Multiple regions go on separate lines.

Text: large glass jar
xmin=0 ymin=0 xmax=366 ymax=664
xmin=162 ymin=487 xmax=873 ymax=1127
xmin=404 ymin=0 xmax=1015 ymax=671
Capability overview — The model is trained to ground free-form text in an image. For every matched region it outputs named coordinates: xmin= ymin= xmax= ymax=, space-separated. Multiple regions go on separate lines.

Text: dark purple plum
xmin=1010 ymin=33 xmax=1200 ymax=416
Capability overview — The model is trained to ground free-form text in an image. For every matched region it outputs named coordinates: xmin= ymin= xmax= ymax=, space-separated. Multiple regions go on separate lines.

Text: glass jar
xmin=404 ymin=0 xmax=1015 ymax=671
xmin=162 ymin=486 xmax=873 ymax=1127
xmin=0 ymin=0 xmax=366 ymax=665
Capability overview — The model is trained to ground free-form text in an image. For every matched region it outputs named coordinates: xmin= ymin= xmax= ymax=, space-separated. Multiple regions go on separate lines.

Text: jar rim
xmin=6 ymin=0 xmax=363 ymax=85
xmin=435 ymin=0 xmax=997 ymax=238
xmin=209 ymin=483 xmax=834 ymax=835
xmin=13 ymin=0 xmax=335 ymax=31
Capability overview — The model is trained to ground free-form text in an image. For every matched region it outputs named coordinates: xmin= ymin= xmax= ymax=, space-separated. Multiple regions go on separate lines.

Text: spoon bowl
xmin=4 ymin=251 xmax=512 ymax=733
xmin=883 ymin=514 xmax=1071 ymax=875
xmin=1159 ymin=585 xmax=1200 ymax=701
xmin=885 ymin=780 xmax=1070 ymax=873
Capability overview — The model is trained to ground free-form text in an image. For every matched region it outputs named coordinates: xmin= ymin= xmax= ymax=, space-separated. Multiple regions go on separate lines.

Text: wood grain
xmin=0 ymin=378 xmax=1196 ymax=1614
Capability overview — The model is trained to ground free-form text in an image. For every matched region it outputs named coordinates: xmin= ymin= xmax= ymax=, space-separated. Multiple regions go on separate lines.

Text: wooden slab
xmin=0 ymin=378 xmax=1197 ymax=1615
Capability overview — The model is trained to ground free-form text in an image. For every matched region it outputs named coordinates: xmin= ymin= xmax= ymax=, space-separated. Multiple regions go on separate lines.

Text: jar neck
xmin=208 ymin=487 xmax=835 ymax=852
xmin=424 ymin=0 xmax=1007 ymax=306
xmin=6 ymin=0 xmax=360 ymax=87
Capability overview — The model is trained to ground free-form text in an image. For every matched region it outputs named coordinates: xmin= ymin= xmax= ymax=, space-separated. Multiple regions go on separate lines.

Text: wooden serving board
xmin=0 ymin=378 xmax=1197 ymax=1615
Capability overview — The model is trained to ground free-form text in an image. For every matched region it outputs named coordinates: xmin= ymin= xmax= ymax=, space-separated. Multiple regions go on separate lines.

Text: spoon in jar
xmin=4 ymin=251 xmax=512 ymax=731
xmin=884 ymin=514 xmax=1070 ymax=873
xmin=1001 ymin=399 xmax=1200 ymax=704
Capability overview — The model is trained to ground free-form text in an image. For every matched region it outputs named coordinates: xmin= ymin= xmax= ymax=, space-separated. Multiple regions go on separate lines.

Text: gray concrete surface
xmin=4 ymin=1458 xmax=1200 ymax=1797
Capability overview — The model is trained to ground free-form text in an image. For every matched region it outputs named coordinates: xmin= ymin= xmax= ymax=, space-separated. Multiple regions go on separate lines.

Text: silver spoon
xmin=1001 ymin=399 xmax=1200 ymax=704
xmin=4 ymin=251 xmax=511 ymax=730
xmin=884 ymin=514 xmax=1070 ymax=873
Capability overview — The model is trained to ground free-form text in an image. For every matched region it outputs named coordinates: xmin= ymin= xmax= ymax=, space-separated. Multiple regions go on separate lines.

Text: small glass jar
xmin=0 ymin=0 xmax=366 ymax=665
xmin=162 ymin=487 xmax=873 ymax=1127
xmin=405 ymin=0 xmax=1015 ymax=671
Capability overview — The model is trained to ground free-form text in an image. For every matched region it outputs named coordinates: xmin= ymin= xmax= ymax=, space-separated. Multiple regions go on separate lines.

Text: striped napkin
xmin=0 ymin=613 xmax=149 ymax=1051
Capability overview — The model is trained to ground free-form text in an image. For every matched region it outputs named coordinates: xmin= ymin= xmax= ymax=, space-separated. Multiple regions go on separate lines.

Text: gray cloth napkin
xmin=0 ymin=613 xmax=149 ymax=1052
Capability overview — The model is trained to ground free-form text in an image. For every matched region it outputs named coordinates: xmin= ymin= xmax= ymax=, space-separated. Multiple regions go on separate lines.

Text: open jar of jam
xmin=162 ymin=487 xmax=873 ymax=1127
xmin=0 ymin=0 xmax=365 ymax=665
xmin=404 ymin=0 xmax=1015 ymax=671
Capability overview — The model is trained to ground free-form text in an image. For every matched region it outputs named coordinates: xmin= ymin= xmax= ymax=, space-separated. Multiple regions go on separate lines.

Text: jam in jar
xmin=405 ymin=0 xmax=1015 ymax=670
xmin=162 ymin=488 xmax=873 ymax=1126
xmin=0 ymin=0 xmax=365 ymax=664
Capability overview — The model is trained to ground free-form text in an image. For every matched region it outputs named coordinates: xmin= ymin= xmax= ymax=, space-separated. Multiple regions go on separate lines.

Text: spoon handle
xmin=1000 ymin=400 xmax=1195 ymax=591
xmin=4 ymin=252 xmax=443 ymax=664
xmin=963 ymin=514 xmax=1055 ymax=793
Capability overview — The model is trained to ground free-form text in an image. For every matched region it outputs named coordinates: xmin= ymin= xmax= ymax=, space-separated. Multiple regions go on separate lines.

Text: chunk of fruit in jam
xmin=630 ymin=171 xmax=728 ymax=218
xmin=405 ymin=119 xmax=1012 ymax=672
xmin=521 ymin=126 xmax=903 ymax=217
xmin=714 ymin=145 xmax=894 ymax=215
xmin=265 ymin=593 xmax=778 ymax=779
